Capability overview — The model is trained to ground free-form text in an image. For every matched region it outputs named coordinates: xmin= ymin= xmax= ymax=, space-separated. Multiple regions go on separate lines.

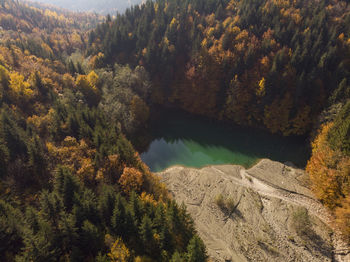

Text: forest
xmin=1 ymin=0 xmax=350 ymax=260
xmin=89 ymin=0 xmax=350 ymax=136
xmin=0 ymin=0 xmax=206 ymax=261
xmin=88 ymin=0 xmax=350 ymax=243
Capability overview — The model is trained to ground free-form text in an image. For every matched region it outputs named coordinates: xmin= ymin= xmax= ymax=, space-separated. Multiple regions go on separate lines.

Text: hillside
xmin=0 ymin=0 xmax=206 ymax=261
xmin=87 ymin=0 xmax=350 ymax=244
xmin=1 ymin=0 xmax=350 ymax=260
xmin=29 ymin=0 xmax=143 ymax=14
xmin=89 ymin=0 xmax=350 ymax=136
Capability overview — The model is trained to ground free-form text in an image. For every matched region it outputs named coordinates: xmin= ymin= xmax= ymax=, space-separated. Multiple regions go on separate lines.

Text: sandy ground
xmin=158 ymin=159 xmax=350 ymax=262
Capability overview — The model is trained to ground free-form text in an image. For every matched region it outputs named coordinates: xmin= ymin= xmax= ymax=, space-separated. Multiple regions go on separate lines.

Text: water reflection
xmin=141 ymin=110 xmax=309 ymax=172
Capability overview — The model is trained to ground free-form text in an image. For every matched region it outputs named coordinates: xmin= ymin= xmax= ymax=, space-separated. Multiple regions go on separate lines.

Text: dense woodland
xmin=0 ymin=0 xmax=206 ymax=261
xmin=90 ymin=0 xmax=350 ymax=136
xmin=1 ymin=0 xmax=350 ymax=260
xmin=88 ymin=0 xmax=350 ymax=242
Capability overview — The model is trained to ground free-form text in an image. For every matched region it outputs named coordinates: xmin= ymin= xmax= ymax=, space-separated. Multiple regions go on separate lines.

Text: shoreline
xmin=157 ymin=158 xmax=349 ymax=262
xmin=156 ymin=158 xmax=263 ymax=173
xmin=156 ymin=158 xmax=300 ymax=174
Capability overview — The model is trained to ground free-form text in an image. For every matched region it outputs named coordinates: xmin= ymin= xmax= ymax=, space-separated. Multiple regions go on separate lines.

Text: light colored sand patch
xmin=158 ymin=159 xmax=350 ymax=262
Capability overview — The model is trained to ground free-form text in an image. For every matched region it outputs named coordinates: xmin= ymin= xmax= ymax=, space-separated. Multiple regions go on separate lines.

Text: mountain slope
xmin=87 ymin=0 xmax=350 ymax=246
xmin=0 ymin=1 xmax=206 ymax=261
xmin=89 ymin=0 xmax=350 ymax=136
xmin=29 ymin=0 xmax=143 ymax=14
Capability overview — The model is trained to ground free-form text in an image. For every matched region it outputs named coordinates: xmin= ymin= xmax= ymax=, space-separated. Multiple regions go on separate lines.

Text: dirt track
xmin=159 ymin=159 xmax=350 ymax=262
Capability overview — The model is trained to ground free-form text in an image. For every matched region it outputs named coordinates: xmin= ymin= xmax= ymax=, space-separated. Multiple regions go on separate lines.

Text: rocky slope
xmin=158 ymin=159 xmax=350 ymax=262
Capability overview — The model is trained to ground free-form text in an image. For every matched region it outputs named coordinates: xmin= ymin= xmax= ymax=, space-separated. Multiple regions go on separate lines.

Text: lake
xmin=141 ymin=110 xmax=309 ymax=172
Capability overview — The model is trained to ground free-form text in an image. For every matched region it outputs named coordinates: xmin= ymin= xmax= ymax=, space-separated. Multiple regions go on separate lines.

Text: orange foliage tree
xmin=118 ymin=167 xmax=144 ymax=194
xmin=306 ymin=123 xmax=347 ymax=209
xmin=46 ymin=136 xmax=96 ymax=184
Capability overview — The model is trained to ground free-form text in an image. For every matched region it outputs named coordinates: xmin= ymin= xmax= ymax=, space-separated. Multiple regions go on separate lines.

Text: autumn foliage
xmin=307 ymin=118 xmax=350 ymax=241
xmin=119 ymin=167 xmax=144 ymax=194
xmin=3 ymin=0 xmax=350 ymax=257
xmin=307 ymin=124 xmax=348 ymax=209
xmin=108 ymin=238 xmax=131 ymax=262
xmin=89 ymin=0 xmax=349 ymax=136
xmin=0 ymin=0 xmax=206 ymax=260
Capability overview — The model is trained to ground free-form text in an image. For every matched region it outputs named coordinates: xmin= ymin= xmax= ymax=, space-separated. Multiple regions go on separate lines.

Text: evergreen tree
xmin=111 ymin=194 xmax=127 ymax=236
xmin=53 ymin=167 xmax=79 ymax=212
xmin=170 ymin=251 xmax=185 ymax=262
xmin=139 ymin=215 xmax=153 ymax=255
xmin=0 ymin=200 xmax=23 ymax=260
xmin=98 ymin=185 xmax=117 ymax=227
xmin=80 ymin=220 xmax=103 ymax=258
xmin=186 ymin=236 xmax=207 ymax=262
xmin=129 ymin=191 xmax=143 ymax=226
xmin=328 ymin=101 xmax=350 ymax=156
xmin=68 ymin=60 xmax=76 ymax=74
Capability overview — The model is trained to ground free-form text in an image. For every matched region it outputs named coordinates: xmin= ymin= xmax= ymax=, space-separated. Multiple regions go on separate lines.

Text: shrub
xmin=292 ymin=207 xmax=311 ymax=238
xmin=214 ymin=194 xmax=225 ymax=210
xmin=215 ymin=194 xmax=237 ymax=215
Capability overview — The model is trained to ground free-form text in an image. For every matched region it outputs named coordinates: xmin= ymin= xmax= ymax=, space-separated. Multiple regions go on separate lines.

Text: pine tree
xmin=170 ymin=251 xmax=185 ymax=262
xmin=111 ymin=194 xmax=127 ymax=236
xmin=328 ymin=101 xmax=350 ymax=156
xmin=129 ymin=191 xmax=143 ymax=226
xmin=98 ymin=185 xmax=117 ymax=227
xmin=0 ymin=142 xmax=9 ymax=177
xmin=68 ymin=60 xmax=76 ymax=74
xmin=27 ymin=135 xmax=47 ymax=183
xmin=0 ymin=200 xmax=23 ymax=260
xmin=0 ymin=109 xmax=27 ymax=161
xmin=186 ymin=236 xmax=207 ymax=262
xmin=33 ymin=71 xmax=47 ymax=98
xmin=58 ymin=212 xmax=78 ymax=256
xmin=53 ymin=167 xmax=79 ymax=212
xmin=39 ymin=190 xmax=62 ymax=226
xmin=76 ymin=62 xmax=84 ymax=75
xmin=159 ymin=223 xmax=173 ymax=252
xmin=80 ymin=220 xmax=103 ymax=258
xmin=139 ymin=215 xmax=153 ymax=255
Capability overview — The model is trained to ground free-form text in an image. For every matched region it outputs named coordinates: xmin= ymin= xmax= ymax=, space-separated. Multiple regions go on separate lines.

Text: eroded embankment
xmin=158 ymin=159 xmax=350 ymax=262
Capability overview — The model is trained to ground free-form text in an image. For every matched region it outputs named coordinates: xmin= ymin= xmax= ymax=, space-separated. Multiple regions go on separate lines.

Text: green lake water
xmin=140 ymin=110 xmax=309 ymax=172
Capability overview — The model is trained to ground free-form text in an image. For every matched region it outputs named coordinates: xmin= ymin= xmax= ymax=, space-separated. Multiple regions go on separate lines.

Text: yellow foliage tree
xmin=46 ymin=137 xmax=96 ymax=184
xmin=8 ymin=72 xmax=34 ymax=103
xmin=26 ymin=110 xmax=53 ymax=137
xmin=108 ymin=238 xmax=131 ymax=262
xmin=96 ymin=154 xmax=124 ymax=184
xmin=256 ymin=77 xmax=266 ymax=97
xmin=75 ymin=74 xmax=90 ymax=90
xmin=134 ymin=256 xmax=153 ymax=262
xmin=87 ymin=70 xmax=99 ymax=87
xmin=62 ymin=73 xmax=75 ymax=88
xmin=75 ymin=72 xmax=100 ymax=106
xmin=89 ymin=52 xmax=104 ymax=68
xmin=170 ymin=17 xmax=177 ymax=28
xmin=118 ymin=167 xmax=144 ymax=194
